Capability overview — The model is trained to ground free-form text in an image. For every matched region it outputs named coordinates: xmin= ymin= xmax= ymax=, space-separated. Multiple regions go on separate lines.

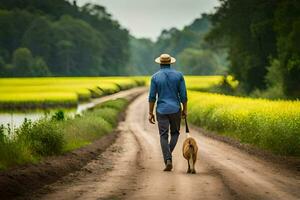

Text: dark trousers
xmin=156 ymin=110 xmax=181 ymax=164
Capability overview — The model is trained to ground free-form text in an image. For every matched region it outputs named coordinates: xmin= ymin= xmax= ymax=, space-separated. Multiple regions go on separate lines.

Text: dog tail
xmin=188 ymin=140 xmax=194 ymax=150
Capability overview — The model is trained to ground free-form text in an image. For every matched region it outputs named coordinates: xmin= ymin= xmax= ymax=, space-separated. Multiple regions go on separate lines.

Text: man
xmin=148 ymin=53 xmax=188 ymax=171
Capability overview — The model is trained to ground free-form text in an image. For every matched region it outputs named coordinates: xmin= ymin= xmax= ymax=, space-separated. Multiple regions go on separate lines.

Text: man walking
xmin=148 ymin=53 xmax=188 ymax=171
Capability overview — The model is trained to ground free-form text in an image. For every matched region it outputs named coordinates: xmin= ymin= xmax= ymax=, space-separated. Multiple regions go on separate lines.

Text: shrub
xmin=27 ymin=119 xmax=65 ymax=156
xmin=51 ymin=110 xmax=65 ymax=121
xmin=16 ymin=118 xmax=65 ymax=156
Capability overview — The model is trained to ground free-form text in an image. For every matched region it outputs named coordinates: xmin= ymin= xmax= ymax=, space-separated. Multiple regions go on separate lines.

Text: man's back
xmin=149 ymin=66 xmax=187 ymax=114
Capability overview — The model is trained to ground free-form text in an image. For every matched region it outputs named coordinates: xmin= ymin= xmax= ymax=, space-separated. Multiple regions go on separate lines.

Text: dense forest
xmin=128 ymin=14 xmax=228 ymax=75
xmin=0 ymin=0 xmax=129 ymax=76
xmin=0 ymin=0 xmax=226 ymax=77
xmin=207 ymin=0 xmax=300 ymax=98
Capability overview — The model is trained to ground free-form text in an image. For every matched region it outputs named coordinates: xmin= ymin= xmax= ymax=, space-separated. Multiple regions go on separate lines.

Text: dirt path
xmin=32 ymin=93 xmax=300 ymax=200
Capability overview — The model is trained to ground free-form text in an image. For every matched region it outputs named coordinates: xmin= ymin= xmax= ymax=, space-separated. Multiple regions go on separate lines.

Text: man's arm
xmin=148 ymin=102 xmax=155 ymax=124
xmin=179 ymin=74 xmax=188 ymax=118
xmin=148 ymin=77 xmax=157 ymax=124
xmin=182 ymin=102 xmax=187 ymax=118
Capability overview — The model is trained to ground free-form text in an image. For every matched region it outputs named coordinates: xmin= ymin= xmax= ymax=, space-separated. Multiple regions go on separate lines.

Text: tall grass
xmin=188 ymin=91 xmax=300 ymax=156
xmin=0 ymin=98 xmax=128 ymax=170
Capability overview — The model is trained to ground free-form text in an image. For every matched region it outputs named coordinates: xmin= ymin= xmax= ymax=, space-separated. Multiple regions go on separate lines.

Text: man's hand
xmin=148 ymin=113 xmax=156 ymax=124
xmin=181 ymin=109 xmax=187 ymax=119
xmin=182 ymin=102 xmax=188 ymax=119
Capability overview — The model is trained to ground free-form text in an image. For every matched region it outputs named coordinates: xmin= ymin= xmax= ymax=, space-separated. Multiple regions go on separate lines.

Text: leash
xmin=184 ymin=117 xmax=190 ymax=133
xmin=184 ymin=117 xmax=190 ymax=138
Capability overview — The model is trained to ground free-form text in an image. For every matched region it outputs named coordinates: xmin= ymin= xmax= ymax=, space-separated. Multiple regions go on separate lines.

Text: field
xmin=1 ymin=75 xmax=299 ymax=157
xmin=0 ymin=77 xmax=144 ymax=110
xmin=145 ymin=75 xmax=238 ymax=91
xmin=188 ymin=91 xmax=300 ymax=156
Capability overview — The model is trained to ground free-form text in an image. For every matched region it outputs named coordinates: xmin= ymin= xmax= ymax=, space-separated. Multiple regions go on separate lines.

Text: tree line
xmin=207 ymin=0 xmax=300 ymax=98
xmin=128 ymin=14 xmax=228 ymax=76
xmin=0 ymin=0 xmax=227 ymax=77
xmin=0 ymin=0 xmax=129 ymax=76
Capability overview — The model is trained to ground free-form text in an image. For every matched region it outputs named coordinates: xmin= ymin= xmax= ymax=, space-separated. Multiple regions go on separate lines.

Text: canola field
xmin=188 ymin=91 xmax=300 ymax=156
xmin=0 ymin=77 xmax=144 ymax=110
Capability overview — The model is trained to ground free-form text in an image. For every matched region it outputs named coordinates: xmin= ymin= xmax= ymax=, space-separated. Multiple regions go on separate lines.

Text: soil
xmin=1 ymin=92 xmax=300 ymax=200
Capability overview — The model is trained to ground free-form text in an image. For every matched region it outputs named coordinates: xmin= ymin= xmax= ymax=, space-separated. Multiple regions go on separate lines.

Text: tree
xmin=32 ymin=57 xmax=51 ymax=76
xmin=0 ymin=9 xmax=33 ymax=59
xmin=0 ymin=1 xmax=131 ymax=77
xmin=207 ymin=0 xmax=277 ymax=92
xmin=178 ymin=48 xmax=219 ymax=75
xmin=273 ymin=0 xmax=300 ymax=98
xmin=12 ymin=47 xmax=34 ymax=76
xmin=127 ymin=36 xmax=155 ymax=75
xmin=22 ymin=16 xmax=54 ymax=64
xmin=51 ymin=15 xmax=104 ymax=75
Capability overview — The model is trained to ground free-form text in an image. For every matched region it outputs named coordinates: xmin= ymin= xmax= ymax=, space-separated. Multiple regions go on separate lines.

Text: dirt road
xmin=32 ymin=93 xmax=300 ymax=200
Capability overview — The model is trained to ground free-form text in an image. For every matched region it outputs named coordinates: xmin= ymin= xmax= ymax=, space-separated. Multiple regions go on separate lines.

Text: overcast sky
xmin=75 ymin=0 xmax=220 ymax=41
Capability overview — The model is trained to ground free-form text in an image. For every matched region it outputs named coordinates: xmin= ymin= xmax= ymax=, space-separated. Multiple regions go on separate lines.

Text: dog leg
xmin=191 ymin=155 xmax=196 ymax=174
xmin=187 ymin=160 xmax=191 ymax=173
xmin=188 ymin=155 xmax=194 ymax=174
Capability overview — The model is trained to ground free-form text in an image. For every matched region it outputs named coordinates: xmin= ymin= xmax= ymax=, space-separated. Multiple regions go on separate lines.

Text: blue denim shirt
xmin=148 ymin=66 xmax=187 ymax=114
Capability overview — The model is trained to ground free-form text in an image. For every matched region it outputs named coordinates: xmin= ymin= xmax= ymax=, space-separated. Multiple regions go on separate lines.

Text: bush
xmin=0 ymin=124 xmax=6 ymax=143
xmin=25 ymin=119 xmax=64 ymax=156
xmin=15 ymin=117 xmax=65 ymax=156
xmin=51 ymin=110 xmax=65 ymax=121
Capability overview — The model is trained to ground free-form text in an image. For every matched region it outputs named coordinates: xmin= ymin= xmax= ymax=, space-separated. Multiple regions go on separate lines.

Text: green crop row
xmin=188 ymin=91 xmax=300 ymax=156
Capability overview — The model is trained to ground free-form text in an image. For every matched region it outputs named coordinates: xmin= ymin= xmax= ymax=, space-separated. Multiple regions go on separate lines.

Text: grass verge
xmin=0 ymin=98 xmax=128 ymax=170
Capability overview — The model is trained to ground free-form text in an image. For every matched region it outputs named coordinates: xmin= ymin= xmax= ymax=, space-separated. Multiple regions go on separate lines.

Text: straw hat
xmin=155 ymin=54 xmax=176 ymax=64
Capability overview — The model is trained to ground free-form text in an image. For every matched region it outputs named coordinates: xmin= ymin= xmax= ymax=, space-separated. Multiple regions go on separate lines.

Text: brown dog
xmin=182 ymin=136 xmax=198 ymax=174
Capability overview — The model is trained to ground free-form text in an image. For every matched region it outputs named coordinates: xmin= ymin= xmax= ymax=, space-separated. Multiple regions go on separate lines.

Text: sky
xmin=75 ymin=0 xmax=220 ymax=41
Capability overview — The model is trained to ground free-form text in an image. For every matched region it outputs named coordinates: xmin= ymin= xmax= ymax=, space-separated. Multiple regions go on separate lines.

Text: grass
xmin=188 ymin=91 xmax=300 ymax=156
xmin=0 ymin=98 xmax=128 ymax=170
xmin=0 ymin=77 xmax=144 ymax=111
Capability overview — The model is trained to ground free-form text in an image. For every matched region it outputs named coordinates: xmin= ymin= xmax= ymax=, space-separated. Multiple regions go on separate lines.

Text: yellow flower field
xmin=188 ymin=91 xmax=300 ymax=155
xmin=0 ymin=77 xmax=145 ymax=110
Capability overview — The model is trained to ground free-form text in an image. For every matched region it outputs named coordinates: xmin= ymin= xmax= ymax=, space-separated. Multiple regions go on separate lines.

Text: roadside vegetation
xmin=188 ymin=91 xmax=300 ymax=156
xmin=0 ymin=77 xmax=144 ymax=111
xmin=0 ymin=98 xmax=128 ymax=170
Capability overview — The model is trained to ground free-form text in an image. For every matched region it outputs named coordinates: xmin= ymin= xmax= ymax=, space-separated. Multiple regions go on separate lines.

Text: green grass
xmin=0 ymin=98 xmax=129 ymax=170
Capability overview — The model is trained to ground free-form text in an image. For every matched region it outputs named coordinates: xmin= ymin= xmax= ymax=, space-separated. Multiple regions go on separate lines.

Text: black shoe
xmin=163 ymin=160 xmax=173 ymax=171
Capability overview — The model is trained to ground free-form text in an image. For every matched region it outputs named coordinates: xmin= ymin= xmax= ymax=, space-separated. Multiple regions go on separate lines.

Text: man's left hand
xmin=148 ymin=113 xmax=156 ymax=124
